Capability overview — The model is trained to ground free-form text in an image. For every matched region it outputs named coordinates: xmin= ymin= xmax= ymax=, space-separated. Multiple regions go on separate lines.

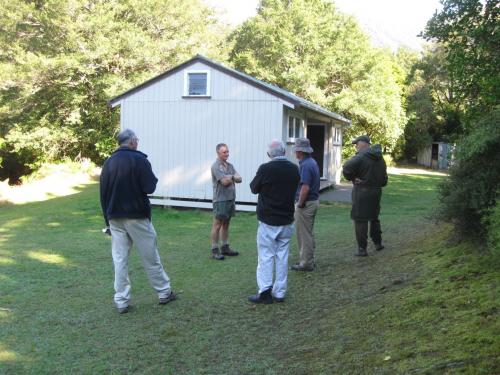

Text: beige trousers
xmin=294 ymin=200 xmax=320 ymax=268
xmin=109 ymin=218 xmax=171 ymax=308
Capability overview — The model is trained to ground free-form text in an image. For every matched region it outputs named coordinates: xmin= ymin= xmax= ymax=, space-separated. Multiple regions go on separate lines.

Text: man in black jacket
xmin=342 ymin=135 xmax=388 ymax=257
xmin=100 ymin=129 xmax=176 ymax=314
xmin=248 ymin=140 xmax=300 ymax=304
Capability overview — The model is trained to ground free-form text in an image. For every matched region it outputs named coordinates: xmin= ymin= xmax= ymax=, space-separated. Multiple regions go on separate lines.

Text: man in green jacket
xmin=342 ymin=135 xmax=388 ymax=256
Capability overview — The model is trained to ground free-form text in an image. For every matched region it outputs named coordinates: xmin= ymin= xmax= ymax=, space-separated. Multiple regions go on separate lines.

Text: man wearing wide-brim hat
xmin=342 ymin=135 xmax=388 ymax=256
xmin=291 ymin=138 xmax=320 ymax=271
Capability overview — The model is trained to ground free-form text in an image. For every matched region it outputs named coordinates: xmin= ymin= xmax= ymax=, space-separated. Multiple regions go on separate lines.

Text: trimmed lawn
xmin=0 ymin=171 xmax=498 ymax=374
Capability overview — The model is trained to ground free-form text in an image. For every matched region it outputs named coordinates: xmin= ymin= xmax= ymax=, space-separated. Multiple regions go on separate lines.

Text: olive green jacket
xmin=342 ymin=144 xmax=388 ymax=221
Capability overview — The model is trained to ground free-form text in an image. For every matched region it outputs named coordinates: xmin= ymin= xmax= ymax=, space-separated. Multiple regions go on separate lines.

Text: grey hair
xmin=216 ymin=143 xmax=228 ymax=152
xmin=268 ymin=139 xmax=285 ymax=158
xmin=117 ymin=129 xmax=137 ymax=146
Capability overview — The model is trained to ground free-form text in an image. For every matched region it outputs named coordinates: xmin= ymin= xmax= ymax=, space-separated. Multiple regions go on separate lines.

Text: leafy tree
xmin=402 ymin=44 xmax=462 ymax=160
xmin=229 ymin=0 xmax=406 ymax=151
xmin=422 ymin=0 xmax=499 ymax=114
xmin=0 ymin=0 xmax=228 ymax=182
xmin=423 ymin=0 xmax=500 ymax=244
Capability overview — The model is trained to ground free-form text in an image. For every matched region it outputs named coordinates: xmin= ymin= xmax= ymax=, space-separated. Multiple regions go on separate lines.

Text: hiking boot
xmin=375 ymin=243 xmax=385 ymax=251
xmin=159 ymin=291 xmax=177 ymax=305
xmin=355 ymin=248 xmax=368 ymax=257
xmin=291 ymin=263 xmax=314 ymax=271
xmin=211 ymin=247 xmax=225 ymax=260
xmin=221 ymin=244 xmax=239 ymax=256
xmin=248 ymin=288 xmax=273 ymax=304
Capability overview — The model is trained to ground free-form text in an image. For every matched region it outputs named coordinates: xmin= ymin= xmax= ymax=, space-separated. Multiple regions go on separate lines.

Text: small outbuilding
xmin=109 ymin=55 xmax=351 ymax=210
xmin=417 ymin=142 xmax=453 ymax=170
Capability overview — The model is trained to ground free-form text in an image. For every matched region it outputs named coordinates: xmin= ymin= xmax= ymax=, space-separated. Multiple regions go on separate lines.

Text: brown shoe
xmin=221 ymin=244 xmax=239 ymax=256
xmin=211 ymin=247 xmax=225 ymax=260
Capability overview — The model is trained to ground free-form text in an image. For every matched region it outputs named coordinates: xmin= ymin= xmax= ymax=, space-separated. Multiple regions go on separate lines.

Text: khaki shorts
xmin=213 ymin=200 xmax=235 ymax=221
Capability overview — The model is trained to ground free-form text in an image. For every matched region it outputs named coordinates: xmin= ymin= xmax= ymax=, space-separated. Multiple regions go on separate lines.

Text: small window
xmin=184 ymin=70 xmax=210 ymax=97
xmin=287 ymin=116 xmax=302 ymax=141
xmin=333 ymin=126 xmax=341 ymax=144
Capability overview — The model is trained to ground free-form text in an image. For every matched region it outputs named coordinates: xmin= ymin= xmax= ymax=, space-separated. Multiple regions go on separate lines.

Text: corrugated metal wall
xmin=118 ymin=62 xmax=292 ymax=206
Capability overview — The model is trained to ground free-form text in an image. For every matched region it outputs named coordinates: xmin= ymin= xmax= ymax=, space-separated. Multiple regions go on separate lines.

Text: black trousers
xmin=354 ymin=219 xmax=382 ymax=250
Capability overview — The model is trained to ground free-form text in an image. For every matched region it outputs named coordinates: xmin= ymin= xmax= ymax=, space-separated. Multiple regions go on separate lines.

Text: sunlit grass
xmin=0 ymin=345 xmax=18 ymax=362
xmin=26 ymin=251 xmax=67 ymax=265
xmin=0 ymin=257 xmax=15 ymax=265
xmin=0 ymin=162 xmax=98 ymax=204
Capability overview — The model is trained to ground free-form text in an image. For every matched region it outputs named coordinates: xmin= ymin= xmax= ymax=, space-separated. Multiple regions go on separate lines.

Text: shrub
xmin=436 ymin=107 xmax=500 ymax=242
xmin=485 ymin=193 xmax=500 ymax=256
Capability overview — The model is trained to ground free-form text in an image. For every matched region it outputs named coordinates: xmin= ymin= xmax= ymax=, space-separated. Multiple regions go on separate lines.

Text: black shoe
xmin=273 ymin=296 xmax=285 ymax=303
xmin=221 ymin=244 xmax=239 ymax=256
xmin=355 ymin=248 xmax=368 ymax=257
xmin=375 ymin=243 xmax=385 ymax=251
xmin=117 ymin=305 xmax=130 ymax=314
xmin=291 ymin=263 xmax=314 ymax=271
xmin=159 ymin=291 xmax=177 ymax=305
xmin=211 ymin=247 xmax=225 ymax=260
xmin=248 ymin=289 xmax=273 ymax=304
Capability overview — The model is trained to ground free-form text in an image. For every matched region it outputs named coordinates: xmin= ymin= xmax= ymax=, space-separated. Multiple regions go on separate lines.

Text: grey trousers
xmin=109 ymin=218 xmax=172 ymax=308
xmin=294 ymin=200 xmax=320 ymax=268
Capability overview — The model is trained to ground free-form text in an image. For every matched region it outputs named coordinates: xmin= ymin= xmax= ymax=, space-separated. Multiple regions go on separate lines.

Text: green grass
xmin=0 ymin=172 xmax=498 ymax=374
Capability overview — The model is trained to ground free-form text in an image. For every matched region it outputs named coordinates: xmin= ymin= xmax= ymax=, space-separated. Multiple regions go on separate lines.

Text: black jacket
xmin=250 ymin=158 xmax=300 ymax=226
xmin=100 ymin=147 xmax=158 ymax=226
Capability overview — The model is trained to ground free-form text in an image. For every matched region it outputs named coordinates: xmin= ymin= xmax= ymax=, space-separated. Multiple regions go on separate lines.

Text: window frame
xmin=287 ymin=115 xmax=303 ymax=142
xmin=183 ymin=70 xmax=211 ymax=97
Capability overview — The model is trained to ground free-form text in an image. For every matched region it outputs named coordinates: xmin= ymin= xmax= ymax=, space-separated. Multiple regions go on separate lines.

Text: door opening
xmin=306 ymin=125 xmax=325 ymax=178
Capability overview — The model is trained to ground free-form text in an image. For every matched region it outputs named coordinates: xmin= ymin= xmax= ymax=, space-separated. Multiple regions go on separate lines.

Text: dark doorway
xmin=307 ymin=125 xmax=325 ymax=177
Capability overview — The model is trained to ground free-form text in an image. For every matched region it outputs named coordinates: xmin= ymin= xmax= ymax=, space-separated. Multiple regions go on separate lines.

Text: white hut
xmin=109 ymin=55 xmax=351 ymax=211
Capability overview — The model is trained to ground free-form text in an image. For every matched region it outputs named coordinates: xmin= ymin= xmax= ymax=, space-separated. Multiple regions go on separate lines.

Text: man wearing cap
xmin=291 ymin=138 xmax=321 ymax=271
xmin=342 ymin=135 xmax=388 ymax=256
xmin=210 ymin=143 xmax=242 ymax=260
xmin=100 ymin=129 xmax=176 ymax=314
xmin=248 ymin=140 xmax=300 ymax=303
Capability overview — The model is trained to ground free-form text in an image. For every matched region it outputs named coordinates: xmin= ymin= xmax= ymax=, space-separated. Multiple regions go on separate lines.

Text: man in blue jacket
xmin=100 ymin=129 xmax=176 ymax=314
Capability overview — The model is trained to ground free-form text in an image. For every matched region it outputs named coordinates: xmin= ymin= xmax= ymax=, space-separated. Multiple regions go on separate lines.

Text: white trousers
xmin=256 ymin=221 xmax=294 ymax=298
xmin=109 ymin=218 xmax=171 ymax=308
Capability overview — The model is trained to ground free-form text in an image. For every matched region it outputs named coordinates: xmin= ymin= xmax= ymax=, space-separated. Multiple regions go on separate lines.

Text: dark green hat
xmin=351 ymin=135 xmax=371 ymax=144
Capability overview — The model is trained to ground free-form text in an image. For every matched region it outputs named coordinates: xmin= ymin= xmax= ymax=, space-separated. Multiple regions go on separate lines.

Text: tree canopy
xmin=0 ymin=0 xmax=229 ymax=181
xmin=229 ymin=0 xmax=406 ymax=150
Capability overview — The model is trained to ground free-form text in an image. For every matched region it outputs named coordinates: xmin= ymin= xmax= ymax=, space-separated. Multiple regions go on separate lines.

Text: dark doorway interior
xmin=307 ymin=125 xmax=325 ymax=177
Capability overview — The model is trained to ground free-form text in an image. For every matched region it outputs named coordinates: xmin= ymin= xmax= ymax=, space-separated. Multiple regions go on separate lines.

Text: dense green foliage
xmin=0 ymin=0 xmax=228 ymax=182
xmin=229 ymin=0 xmax=406 ymax=152
xmin=401 ymin=45 xmax=462 ymax=160
xmin=422 ymin=0 xmax=500 ymax=244
xmin=423 ymin=0 xmax=499 ymax=113
xmin=437 ymin=109 xmax=500 ymax=241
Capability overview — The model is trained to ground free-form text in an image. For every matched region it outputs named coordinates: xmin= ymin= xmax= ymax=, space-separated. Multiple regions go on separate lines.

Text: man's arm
xmin=342 ymin=155 xmax=361 ymax=182
xmin=250 ymin=166 xmax=263 ymax=194
xmin=99 ymin=164 xmax=110 ymax=227
xmin=139 ymin=159 xmax=158 ymax=194
xmin=296 ymin=184 xmax=310 ymax=208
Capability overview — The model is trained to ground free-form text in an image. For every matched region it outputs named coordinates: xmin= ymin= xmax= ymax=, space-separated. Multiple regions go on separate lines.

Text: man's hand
xmin=102 ymin=227 xmax=111 ymax=236
xmin=233 ymin=173 xmax=242 ymax=183
xmin=354 ymin=178 xmax=364 ymax=185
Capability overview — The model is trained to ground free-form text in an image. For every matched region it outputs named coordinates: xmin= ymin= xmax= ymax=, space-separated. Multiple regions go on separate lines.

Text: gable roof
xmin=109 ymin=54 xmax=351 ymax=125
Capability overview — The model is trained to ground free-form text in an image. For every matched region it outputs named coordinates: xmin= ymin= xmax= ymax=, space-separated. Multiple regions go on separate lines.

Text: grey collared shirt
xmin=211 ymin=159 xmax=238 ymax=202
